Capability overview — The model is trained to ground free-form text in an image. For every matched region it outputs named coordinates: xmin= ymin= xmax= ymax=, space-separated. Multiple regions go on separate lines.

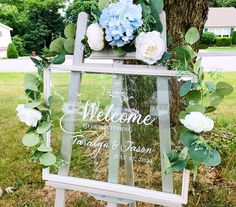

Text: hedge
xmin=232 ymin=31 xmax=236 ymax=45
xmin=7 ymin=43 xmax=19 ymax=59
xmin=215 ymin=37 xmax=232 ymax=47
xmin=201 ymin=32 xmax=216 ymax=46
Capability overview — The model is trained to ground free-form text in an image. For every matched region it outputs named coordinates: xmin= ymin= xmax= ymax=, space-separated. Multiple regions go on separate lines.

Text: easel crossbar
xmin=45 ymin=174 xmax=185 ymax=207
xmin=48 ymin=64 xmax=196 ymax=78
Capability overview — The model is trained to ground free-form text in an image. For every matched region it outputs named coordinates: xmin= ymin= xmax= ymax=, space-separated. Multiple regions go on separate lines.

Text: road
xmin=0 ymin=53 xmax=235 ymax=73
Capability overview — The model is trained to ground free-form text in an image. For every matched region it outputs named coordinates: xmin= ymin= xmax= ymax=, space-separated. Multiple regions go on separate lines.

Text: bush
xmin=201 ymin=32 xmax=216 ymax=45
xmin=232 ymin=31 xmax=236 ymax=45
xmin=215 ymin=37 xmax=232 ymax=47
xmin=7 ymin=43 xmax=19 ymax=59
xmin=198 ymin=44 xmax=209 ymax=49
xmin=12 ymin=35 xmax=26 ymax=56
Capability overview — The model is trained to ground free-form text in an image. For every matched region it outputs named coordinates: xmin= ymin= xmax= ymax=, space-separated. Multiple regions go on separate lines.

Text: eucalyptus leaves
xmin=164 ymin=27 xmax=234 ymax=178
xmin=16 ymin=56 xmax=62 ymax=168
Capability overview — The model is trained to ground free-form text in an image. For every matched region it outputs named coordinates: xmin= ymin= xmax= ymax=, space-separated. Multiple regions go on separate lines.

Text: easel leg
xmin=157 ymin=77 xmax=174 ymax=207
xmin=121 ymin=123 xmax=136 ymax=207
xmin=107 ymin=70 xmax=123 ymax=207
xmin=54 ymin=72 xmax=82 ymax=207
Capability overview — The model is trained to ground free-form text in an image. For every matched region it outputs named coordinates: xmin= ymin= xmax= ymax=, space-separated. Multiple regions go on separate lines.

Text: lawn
xmin=0 ymin=72 xmax=235 ymax=207
xmin=206 ymin=46 xmax=236 ymax=53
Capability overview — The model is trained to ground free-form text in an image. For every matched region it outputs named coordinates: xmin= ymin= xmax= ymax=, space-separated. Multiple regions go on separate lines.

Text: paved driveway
xmin=0 ymin=54 xmax=235 ymax=73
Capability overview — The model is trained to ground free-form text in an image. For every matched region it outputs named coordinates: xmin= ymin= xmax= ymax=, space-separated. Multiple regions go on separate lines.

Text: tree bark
xmin=165 ymin=0 xmax=210 ymax=47
xmin=165 ymin=0 xmax=210 ymax=125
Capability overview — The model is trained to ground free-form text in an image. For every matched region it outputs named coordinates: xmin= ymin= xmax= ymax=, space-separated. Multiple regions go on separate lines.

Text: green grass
xmin=205 ymin=46 xmax=236 ymax=53
xmin=0 ymin=72 xmax=235 ymax=206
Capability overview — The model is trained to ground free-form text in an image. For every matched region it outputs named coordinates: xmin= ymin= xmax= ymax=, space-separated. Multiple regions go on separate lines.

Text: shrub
xmin=232 ymin=31 xmax=236 ymax=45
xmin=7 ymin=43 xmax=19 ymax=59
xmin=198 ymin=44 xmax=209 ymax=49
xmin=201 ymin=32 xmax=216 ymax=45
xmin=215 ymin=37 xmax=232 ymax=47
xmin=12 ymin=35 xmax=26 ymax=56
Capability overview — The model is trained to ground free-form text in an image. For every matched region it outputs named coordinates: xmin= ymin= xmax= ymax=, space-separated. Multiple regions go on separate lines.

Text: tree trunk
xmin=165 ymin=0 xmax=210 ymax=47
xmin=165 ymin=0 xmax=210 ymax=125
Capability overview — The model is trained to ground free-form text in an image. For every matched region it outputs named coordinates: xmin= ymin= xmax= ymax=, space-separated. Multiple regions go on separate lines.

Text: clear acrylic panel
xmin=49 ymin=71 xmax=184 ymax=206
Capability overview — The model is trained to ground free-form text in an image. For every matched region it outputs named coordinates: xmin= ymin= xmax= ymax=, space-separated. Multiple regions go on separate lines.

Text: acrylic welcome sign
xmin=42 ymin=12 xmax=193 ymax=207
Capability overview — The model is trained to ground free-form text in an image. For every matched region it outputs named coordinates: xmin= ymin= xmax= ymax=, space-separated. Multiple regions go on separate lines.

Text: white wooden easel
xmin=45 ymin=11 xmax=192 ymax=207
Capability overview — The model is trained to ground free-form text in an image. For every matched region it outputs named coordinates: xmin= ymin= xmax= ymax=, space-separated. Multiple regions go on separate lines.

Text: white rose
xmin=180 ymin=112 xmax=214 ymax=134
xmin=16 ymin=104 xmax=42 ymax=127
xmin=86 ymin=23 xmax=105 ymax=51
xmin=135 ymin=31 xmax=165 ymax=65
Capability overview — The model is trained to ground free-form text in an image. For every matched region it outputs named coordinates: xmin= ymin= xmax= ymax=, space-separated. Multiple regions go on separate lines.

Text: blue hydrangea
xmin=99 ymin=0 xmax=143 ymax=47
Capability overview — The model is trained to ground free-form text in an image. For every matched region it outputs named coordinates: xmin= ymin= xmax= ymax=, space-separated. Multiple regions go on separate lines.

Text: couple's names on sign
xmin=73 ymin=137 xmax=154 ymax=159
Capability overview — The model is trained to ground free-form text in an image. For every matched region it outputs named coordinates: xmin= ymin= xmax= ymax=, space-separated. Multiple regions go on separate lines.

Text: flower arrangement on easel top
xmin=84 ymin=0 xmax=166 ymax=65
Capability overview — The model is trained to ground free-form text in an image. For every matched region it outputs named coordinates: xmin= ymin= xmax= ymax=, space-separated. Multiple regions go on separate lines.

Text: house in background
xmin=0 ymin=22 xmax=13 ymax=58
xmin=204 ymin=7 xmax=236 ymax=37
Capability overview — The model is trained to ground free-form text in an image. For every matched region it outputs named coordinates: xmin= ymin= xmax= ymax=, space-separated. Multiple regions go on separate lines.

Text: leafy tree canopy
xmin=0 ymin=0 xmax=65 ymax=53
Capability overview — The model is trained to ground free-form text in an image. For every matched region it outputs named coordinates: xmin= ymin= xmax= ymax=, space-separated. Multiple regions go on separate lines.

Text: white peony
xmin=86 ymin=23 xmax=105 ymax=51
xmin=16 ymin=104 xmax=42 ymax=127
xmin=180 ymin=112 xmax=214 ymax=134
xmin=135 ymin=31 xmax=165 ymax=65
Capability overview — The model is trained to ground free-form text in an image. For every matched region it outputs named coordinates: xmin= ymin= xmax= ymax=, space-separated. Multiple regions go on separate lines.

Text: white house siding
xmin=0 ymin=23 xmax=13 ymax=58
xmin=205 ymin=27 xmax=233 ymax=37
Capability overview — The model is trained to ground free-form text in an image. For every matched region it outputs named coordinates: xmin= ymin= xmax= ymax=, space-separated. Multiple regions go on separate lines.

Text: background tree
xmin=211 ymin=0 xmax=236 ymax=7
xmin=0 ymin=0 xmax=65 ymax=54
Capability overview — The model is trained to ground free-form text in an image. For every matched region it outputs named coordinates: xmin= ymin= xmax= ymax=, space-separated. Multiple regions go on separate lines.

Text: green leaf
xmin=39 ymin=152 xmax=56 ymax=166
xmin=185 ymin=90 xmax=201 ymax=103
xmin=205 ymin=82 xmax=216 ymax=93
xmin=52 ymin=52 xmax=65 ymax=64
xmin=185 ymin=27 xmax=200 ymax=45
xmin=179 ymin=147 xmax=189 ymax=160
xmin=140 ymin=2 xmax=151 ymax=18
xmin=180 ymin=130 xmax=199 ymax=148
xmin=25 ymin=89 xmax=41 ymax=101
xmin=151 ymin=18 xmax=163 ymax=33
xmin=170 ymin=160 xmax=186 ymax=172
xmin=203 ymin=149 xmax=221 ymax=166
xmin=49 ymin=37 xmax=65 ymax=53
xmin=22 ymin=133 xmax=40 ymax=147
xmin=179 ymin=111 xmax=188 ymax=119
xmin=30 ymin=57 xmax=40 ymax=66
xmin=175 ymin=46 xmax=191 ymax=61
xmin=182 ymin=44 xmax=197 ymax=59
xmin=64 ymin=38 xmax=75 ymax=54
xmin=209 ymin=92 xmax=224 ymax=106
xmin=216 ymin=82 xmax=233 ymax=96
xmin=24 ymin=101 xmax=41 ymax=109
xmin=64 ymin=24 xmax=76 ymax=39
xmin=205 ymin=106 xmax=217 ymax=113
xmin=163 ymin=152 xmax=171 ymax=174
xmin=36 ymin=122 xmax=51 ymax=134
xmin=186 ymin=160 xmax=198 ymax=180
xmin=167 ymin=151 xmax=179 ymax=163
xmin=48 ymin=96 xmax=53 ymax=107
xmin=159 ymin=52 xmax=171 ymax=64
xmin=186 ymin=104 xmax=205 ymax=113
xmin=150 ymin=0 xmax=164 ymax=19
xmin=189 ymin=144 xmax=210 ymax=163
xmin=180 ymin=81 xmax=192 ymax=97
xmin=24 ymin=74 xmax=39 ymax=92
xmin=37 ymin=145 xmax=52 ymax=152
xmin=98 ymin=0 xmax=109 ymax=12
xmin=193 ymin=58 xmax=202 ymax=74
xmin=112 ymin=48 xmax=127 ymax=56
xmin=37 ymin=104 xmax=50 ymax=111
